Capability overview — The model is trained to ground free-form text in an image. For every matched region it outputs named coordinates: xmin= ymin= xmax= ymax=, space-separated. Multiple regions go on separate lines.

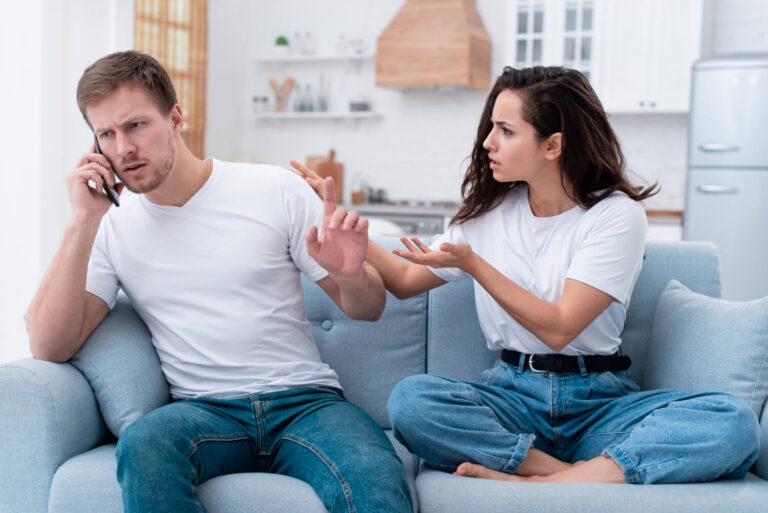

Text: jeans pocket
xmin=480 ymin=361 xmax=507 ymax=386
xmin=598 ymin=371 xmax=640 ymax=394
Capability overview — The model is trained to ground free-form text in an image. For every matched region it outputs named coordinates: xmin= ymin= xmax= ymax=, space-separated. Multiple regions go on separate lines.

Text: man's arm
xmin=26 ymin=146 xmax=121 ymax=361
xmin=305 ymin=177 xmax=386 ymax=321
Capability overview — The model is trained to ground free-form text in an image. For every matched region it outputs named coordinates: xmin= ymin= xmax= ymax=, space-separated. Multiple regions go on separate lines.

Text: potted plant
xmin=274 ymin=35 xmax=289 ymax=57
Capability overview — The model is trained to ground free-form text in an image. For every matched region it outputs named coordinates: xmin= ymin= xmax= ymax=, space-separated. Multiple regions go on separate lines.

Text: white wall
xmin=0 ymin=0 xmax=133 ymax=364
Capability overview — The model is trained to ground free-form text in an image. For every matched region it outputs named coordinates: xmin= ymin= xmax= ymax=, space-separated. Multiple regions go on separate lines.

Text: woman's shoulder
xmin=584 ymin=191 xmax=647 ymax=232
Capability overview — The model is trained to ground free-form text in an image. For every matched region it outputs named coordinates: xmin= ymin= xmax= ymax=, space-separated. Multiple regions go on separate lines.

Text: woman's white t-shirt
xmin=429 ymin=184 xmax=647 ymax=356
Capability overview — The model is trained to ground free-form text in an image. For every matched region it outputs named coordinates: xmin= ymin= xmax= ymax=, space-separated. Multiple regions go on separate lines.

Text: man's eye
xmin=100 ymin=132 xmax=112 ymax=138
xmin=130 ymin=122 xmax=143 ymax=129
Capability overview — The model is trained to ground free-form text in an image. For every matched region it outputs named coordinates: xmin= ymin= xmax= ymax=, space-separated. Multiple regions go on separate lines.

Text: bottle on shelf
xmin=317 ymin=75 xmax=329 ymax=112
xmin=303 ymin=31 xmax=318 ymax=56
xmin=303 ymin=84 xmax=315 ymax=112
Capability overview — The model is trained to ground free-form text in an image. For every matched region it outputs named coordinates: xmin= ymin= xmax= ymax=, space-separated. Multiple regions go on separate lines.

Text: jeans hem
xmin=602 ymin=444 xmax=641 ymax=484
xmin=500 ymin=433 xmax=535 ymax=474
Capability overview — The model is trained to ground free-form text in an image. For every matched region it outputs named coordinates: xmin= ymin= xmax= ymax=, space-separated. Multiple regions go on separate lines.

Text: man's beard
xmin=119 ymin=139 xmax=176 ymax=194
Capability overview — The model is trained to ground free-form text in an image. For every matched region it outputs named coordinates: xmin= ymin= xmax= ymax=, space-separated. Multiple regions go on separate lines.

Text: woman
xmin=293 ymin=66 xmax=759 ymax=484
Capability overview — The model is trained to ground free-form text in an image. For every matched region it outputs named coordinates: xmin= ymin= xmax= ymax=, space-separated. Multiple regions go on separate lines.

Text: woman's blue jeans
xmin=387 ymin=360 xmax=760 ymax=484
xmin=116 ymin=387 xmax=412 ymax=513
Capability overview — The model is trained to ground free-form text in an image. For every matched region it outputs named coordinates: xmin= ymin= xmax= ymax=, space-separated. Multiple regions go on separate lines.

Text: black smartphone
xmin=94 ymin=135 xmax=120 ymax=207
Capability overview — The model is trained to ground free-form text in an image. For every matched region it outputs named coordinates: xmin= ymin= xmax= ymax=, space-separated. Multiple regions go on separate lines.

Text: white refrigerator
xmin=684 ymin=54 xmax=768 ymax=301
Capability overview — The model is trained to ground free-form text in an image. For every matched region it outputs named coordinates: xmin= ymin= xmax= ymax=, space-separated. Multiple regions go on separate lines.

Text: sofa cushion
xmin=644 ymin=279 xmax=768 ymax=417
xmin=49 ymin=431 xmax=418 ymax=513
xmin=415 ymin=465 xmax=768 ymax=513
xmin=69 ymin=295 xmax=170 ymax=438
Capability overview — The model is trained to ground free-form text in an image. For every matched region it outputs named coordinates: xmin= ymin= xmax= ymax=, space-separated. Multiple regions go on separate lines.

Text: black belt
xmin=501 ymin=349 xmax=631 ymax=374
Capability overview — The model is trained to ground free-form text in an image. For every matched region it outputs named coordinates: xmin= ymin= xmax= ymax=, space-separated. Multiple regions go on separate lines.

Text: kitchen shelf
xmin=254 ymin=111 xmax=382 ymax=121
xmin=256 ymin=53 xmax=375 ymax=64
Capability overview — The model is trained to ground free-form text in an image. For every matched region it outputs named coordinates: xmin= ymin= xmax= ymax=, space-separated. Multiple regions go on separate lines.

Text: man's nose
xmin=116 ymin=133 xmax=136 ymax=158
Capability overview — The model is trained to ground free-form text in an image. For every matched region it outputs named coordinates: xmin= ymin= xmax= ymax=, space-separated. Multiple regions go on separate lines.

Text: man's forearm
xmin=332 ymin=262 xmax=386 ymax=321
xmin=26 ymin=213 xmax=100 ymax=361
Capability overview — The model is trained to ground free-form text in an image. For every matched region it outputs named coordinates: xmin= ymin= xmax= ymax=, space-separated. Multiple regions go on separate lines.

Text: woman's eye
xmin=502 ymin=128 xmax=512 ymax=136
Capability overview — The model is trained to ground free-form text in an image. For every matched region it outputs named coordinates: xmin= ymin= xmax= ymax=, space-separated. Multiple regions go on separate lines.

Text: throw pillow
xmin=69 ymin=295 xmax=169 ymax=437
xmin=645 ymin=279 xmax=768 ymax=418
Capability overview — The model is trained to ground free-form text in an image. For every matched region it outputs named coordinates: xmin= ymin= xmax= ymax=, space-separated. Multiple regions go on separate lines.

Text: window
xmin=507 ymin=0 xmax=598 ymax=82
xmin=134 ymin=0 xmax=208 ymax=157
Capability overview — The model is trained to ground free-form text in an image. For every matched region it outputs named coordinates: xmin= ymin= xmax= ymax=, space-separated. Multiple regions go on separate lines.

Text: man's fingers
xmin=305 ymin=225 xmax=320 ymax=256
xmin=354 ymin=217 xmax=369 ymax=233
xmin=341 ymin=210 xmax=359 ymax=231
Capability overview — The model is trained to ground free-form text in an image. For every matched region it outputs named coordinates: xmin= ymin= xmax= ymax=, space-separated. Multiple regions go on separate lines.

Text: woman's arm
xmin=397 ymin=238 xmax=613 ymax=351
xmin=366 ymin=239 xmax=447 ymax=299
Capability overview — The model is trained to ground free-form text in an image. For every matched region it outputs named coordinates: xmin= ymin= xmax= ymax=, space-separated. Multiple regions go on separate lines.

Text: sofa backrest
xmin=302 ymin=237 xmax=428 ymax=429
xmin=425 ymin=240 xmax=722 ymax=388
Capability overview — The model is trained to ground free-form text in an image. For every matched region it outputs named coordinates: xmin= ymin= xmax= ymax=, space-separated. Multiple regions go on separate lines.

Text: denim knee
xmin=386 ymin=374 xmax=438 ymax=434
xmin=116 ymin=417 xmax=175 ymax=478
xmin=710 ymin=394 xmax=761 ymax=477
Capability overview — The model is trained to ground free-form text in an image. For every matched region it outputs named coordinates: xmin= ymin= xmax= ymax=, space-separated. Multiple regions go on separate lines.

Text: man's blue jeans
xmin=387 ymin=360 xmax=760 ymax=484
xmin=116 ymin=386 xmax=412 ymax=513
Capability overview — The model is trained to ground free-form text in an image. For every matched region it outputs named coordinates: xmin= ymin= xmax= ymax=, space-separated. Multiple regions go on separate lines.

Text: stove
xmin=348 ymin=200 xmax=461 ymax=236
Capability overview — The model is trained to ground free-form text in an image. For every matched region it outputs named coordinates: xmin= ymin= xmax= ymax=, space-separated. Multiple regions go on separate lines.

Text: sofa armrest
xmin=755 ymin=400 xmax=768 ymax=480
xmin=0 ymin=358 xmax=109 ymax=513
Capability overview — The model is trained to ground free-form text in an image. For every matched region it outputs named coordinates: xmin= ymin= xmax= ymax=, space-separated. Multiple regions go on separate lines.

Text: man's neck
xmin=145 ymin=146 xmax=212 ymax=207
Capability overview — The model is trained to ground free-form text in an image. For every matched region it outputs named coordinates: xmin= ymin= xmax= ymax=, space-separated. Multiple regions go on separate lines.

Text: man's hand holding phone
xmin=66 ymin=139 xmax=123 ymax=221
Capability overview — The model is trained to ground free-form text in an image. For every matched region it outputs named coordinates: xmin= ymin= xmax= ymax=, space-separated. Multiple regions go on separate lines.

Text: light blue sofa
xmin=2 ymin=239 xmax=767 ymax=513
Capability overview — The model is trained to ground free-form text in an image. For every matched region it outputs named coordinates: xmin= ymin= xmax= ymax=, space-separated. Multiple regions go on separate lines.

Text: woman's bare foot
xmin=454 ymin=462 xmax=524 ymax=481
xmin=453 ymin=456 xmax=625 ymax=483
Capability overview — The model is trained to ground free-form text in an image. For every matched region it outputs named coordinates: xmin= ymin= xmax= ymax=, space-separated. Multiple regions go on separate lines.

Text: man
xmin=25 ymin=51 xmax=411 ymax=513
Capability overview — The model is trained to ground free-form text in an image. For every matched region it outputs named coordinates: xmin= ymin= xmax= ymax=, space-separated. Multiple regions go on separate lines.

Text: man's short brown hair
xmin=76 ymin=50 xmax=178 ymax=127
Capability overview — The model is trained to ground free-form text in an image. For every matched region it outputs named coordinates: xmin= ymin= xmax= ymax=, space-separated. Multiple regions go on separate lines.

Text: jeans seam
xmin=183 ymin=434 xmax=253 ymax=460
xmin=281 ymin=433 xmax=356 ymax=513
xmin=251 ymin=397 xmax=269 ymax=457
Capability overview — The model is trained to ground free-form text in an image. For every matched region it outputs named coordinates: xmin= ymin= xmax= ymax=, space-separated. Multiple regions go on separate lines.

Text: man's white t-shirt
xmin=86 ymin=159 xmax=342 ymax=399
xmin=429 ymin=184 xmax=647 ymax=356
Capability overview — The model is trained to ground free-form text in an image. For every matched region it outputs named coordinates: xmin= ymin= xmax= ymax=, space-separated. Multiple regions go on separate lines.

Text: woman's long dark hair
xmin=453 ymin=66 xmax=658 ymax=224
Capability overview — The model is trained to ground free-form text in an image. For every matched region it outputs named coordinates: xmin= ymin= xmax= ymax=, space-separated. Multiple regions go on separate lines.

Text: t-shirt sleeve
xmin=85 ymin=221 xmax=120 ymax=309
xmin=566 ymin=198 xmax=647 ymax=305
xmin=426 ymin=221 xmax=472 ymax=282
xmin=279 ymin=170 xmax=329 ymax=282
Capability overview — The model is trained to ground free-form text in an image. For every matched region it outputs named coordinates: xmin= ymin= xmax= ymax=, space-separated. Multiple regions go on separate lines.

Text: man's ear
xmin=544 ymin=132 xmax=564 ymax=160
xmin=169 ymin=104 xmax=184 ymax=134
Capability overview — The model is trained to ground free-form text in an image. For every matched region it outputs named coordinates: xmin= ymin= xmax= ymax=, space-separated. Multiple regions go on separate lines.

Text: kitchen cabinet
xmin=506 ymin=0 xmax=702 ymax=113
xmin=507 ymin=0 xmax=601 ymax=82
xmin=598 ymin=0 xmax=702 ymax=113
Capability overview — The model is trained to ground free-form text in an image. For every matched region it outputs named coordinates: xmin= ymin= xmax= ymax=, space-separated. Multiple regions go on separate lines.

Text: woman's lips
xmin=489 ymin=159 xmax=500 ymax=170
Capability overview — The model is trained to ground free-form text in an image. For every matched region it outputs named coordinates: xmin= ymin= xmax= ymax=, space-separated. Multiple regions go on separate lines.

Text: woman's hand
xmin=392 ymin=237 xmax=477 ymax=272
xmin=289 ymin=159 xmax=325 ymax=199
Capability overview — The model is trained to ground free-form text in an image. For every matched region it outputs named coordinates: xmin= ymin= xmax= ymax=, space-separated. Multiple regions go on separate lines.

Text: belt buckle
xmin=528 ymin=354 xmax=545 ymax=373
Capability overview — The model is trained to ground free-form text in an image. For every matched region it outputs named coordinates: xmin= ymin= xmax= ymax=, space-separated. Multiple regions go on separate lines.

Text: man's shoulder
xmin=214 ymin=160 xmax=308 ymax=192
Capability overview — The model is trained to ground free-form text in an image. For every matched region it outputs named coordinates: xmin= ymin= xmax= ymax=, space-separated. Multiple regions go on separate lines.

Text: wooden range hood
xmin=376 ymin=0 xmax=491 ymax=90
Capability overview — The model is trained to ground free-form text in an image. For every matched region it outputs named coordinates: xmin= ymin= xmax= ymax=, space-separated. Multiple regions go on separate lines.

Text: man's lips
xmin=122 ymin=163 xmax=146 ymax=175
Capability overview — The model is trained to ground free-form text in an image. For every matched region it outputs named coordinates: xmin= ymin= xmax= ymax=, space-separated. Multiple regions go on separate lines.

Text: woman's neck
xmin=526 ymin=179 xmax=577 ymax=217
